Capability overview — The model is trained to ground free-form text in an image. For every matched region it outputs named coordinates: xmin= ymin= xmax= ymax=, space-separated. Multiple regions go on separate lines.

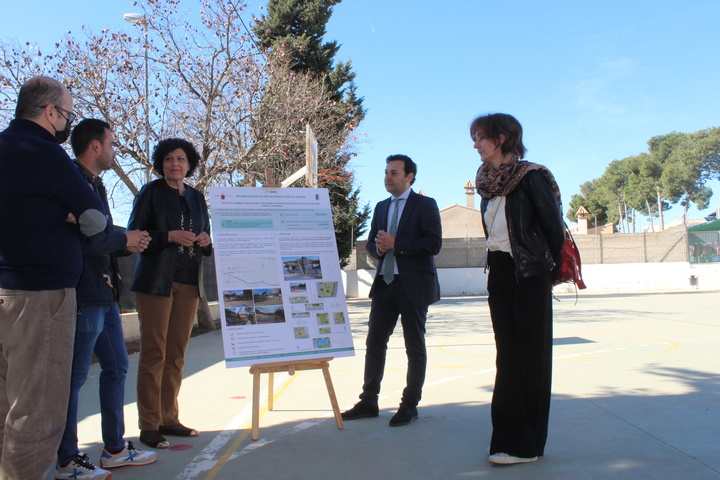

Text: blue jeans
xmin=57 ymin=303 xmax=129 ymax=464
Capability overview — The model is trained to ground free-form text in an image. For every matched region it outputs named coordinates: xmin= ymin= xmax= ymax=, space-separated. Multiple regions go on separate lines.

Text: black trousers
xmin=487 ymin=251 xmax=553 ymax=458
xmin=360 ymin=276 xmax=429 ymax=407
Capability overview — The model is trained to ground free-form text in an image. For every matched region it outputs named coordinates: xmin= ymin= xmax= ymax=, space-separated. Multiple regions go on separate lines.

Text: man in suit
xmin=342 ymin=154 xmax=442 ymax=426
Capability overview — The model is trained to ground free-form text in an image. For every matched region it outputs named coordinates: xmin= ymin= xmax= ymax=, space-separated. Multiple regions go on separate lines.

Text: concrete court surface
xmin=45 ymin=290 xmax=720 ymax=480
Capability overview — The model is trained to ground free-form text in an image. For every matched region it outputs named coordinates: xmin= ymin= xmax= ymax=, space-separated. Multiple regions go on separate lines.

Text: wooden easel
xmin=247 ymin=170 xmax=343 ymax=440
xmin=248 ymin=357 xmax=344 ymax=440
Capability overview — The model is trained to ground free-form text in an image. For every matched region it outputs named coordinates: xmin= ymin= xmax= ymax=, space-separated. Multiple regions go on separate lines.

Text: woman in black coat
xmin=471 ymin=113 xmax=564 ymax=465
xmin=128 ymin=138 xmax=212 ymax=449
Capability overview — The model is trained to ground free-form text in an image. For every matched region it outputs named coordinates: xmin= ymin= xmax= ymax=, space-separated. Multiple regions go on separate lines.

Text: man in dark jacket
xmin=342 ymin=154 xmax=442 ymax=427
xmin=54 ymin=119 xmax=156 ymax=480
xmin=0 ymin=76 xmax=107 ymax=479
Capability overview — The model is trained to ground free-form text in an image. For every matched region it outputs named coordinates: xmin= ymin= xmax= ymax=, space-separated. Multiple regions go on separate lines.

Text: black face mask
xmin=54 ymin=119 xmax=71 ymax=144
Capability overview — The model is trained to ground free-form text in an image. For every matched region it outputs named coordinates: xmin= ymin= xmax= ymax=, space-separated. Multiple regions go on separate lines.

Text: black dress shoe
xmin=341 ymin=400 xmax=379 ymax=420
xmin=389 ymin=404 xmax=418 ymax=427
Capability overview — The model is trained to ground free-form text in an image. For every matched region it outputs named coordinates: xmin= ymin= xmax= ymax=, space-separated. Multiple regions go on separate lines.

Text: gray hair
xmin=15 ymin=76 xmax=66 ymax=120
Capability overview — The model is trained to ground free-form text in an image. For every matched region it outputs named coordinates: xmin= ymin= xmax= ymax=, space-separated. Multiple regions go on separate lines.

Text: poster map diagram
xmin=218 ymin=257 xmax=280 ymax=288
xmin=208 ymin=186 xmax=355 ymax=368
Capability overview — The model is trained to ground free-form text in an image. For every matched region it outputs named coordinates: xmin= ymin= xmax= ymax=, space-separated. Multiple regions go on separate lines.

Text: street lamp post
xmin=123 ymin=13 xmax=151 ymax=183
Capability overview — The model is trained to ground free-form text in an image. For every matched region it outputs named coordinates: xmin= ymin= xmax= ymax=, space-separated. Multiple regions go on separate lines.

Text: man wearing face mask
xmin=0 ymin=76 xmax=107 ymax=480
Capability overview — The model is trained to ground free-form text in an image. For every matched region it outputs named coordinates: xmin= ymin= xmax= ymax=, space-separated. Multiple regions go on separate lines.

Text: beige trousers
xmin=0 ymin=288 xmax=76 ymax=480
xmin=135 ymin=283 xmax=199 ymax=431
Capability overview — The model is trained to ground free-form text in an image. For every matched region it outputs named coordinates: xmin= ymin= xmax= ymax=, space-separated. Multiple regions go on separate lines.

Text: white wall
xmin=121 ymin=301 xmax=221 ymax=343
xmin=121 ymin=264 xmax=718 ymax=341
xmin=342 ymin=262 xmax=720 ymax=298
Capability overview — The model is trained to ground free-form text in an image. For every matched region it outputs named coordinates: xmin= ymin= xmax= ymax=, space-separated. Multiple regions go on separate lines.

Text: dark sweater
xmin=0 ymin=119 xmax=106 ymax=290
xmin=75 ymin=162 xmax=128 ymax=306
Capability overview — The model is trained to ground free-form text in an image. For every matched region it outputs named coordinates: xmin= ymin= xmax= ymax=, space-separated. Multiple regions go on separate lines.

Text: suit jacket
xmin=366 ymin=189 xmax=442 ymax=305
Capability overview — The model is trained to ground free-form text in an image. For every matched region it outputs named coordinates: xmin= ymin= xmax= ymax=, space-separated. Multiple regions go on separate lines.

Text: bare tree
xmin=248 ymin=47 xmax=357 ymax=183
xmin=0 ymin=0 xmax=367 ymax=326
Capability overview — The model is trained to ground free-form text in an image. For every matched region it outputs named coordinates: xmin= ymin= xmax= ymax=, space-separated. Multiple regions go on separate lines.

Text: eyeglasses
xmin=54 ymin=105 xmax=77 ymax=124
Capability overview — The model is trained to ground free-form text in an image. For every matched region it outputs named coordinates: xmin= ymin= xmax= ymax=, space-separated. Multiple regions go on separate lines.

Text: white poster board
xmin=207 ymin=186 xmax=355 ymax=368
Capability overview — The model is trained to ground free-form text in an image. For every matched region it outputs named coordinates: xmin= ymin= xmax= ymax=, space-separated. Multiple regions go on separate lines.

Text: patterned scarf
xmin=475 ymin=155 xmax=561 ymax=203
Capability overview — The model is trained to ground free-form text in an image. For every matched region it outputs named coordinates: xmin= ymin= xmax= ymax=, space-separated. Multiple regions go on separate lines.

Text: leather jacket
xmin=481 ymin=170 xmax=565 ymax=280
xmin=128 ymin=179 xmax=212 ymax=297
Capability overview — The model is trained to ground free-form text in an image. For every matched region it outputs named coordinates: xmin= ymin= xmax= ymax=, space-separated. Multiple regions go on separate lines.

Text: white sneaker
xmin=99 ymin=441 xmax=157 ymax=469
xmin=55 ymin=453 xmax=111 ymax=480
xmin=488 ymin=452 xmax=538 ymax=465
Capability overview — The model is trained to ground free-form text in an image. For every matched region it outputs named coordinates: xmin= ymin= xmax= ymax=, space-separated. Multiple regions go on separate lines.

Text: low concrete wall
xmin=122 ymin=263 xmax=718 ymax=341
xmin=121 ymin=301 xmax=221 ymax=344
xmin=342 ymin=262 xmax=720 ymax=298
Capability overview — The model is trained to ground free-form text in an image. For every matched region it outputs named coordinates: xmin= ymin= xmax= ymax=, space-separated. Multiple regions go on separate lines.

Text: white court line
xmin=231 ymin=415 xmax=332 ymax=460
xmin=470 ymin=368 xmax=496 ymax=375
xmin=424 ymin=376 xmax=465 ymax=387
xmin=183 ymin=341 xmax=644 ymax=477
xmin=173 ymin=404 xmax=255 ymax=479
xmin=554 ymin=354 xmax=583 ymax=359
xmin=173 ymin=373 xmax=289 ymax=480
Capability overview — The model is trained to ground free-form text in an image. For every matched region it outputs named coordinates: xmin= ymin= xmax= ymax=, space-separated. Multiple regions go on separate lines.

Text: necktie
xmin=383 ymin=198 xmax=403 ymax=284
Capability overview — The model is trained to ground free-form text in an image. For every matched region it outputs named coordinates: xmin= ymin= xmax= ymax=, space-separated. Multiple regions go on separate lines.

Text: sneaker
xmin=488 ymin=452 xmax=538 ymax=465
xmin=99 ymin=441 xmax=157 ymax=469
xmin=55 ymin=453 xmax=111 ymax=480
xmin=341 ymin=400 xmax=379 ymax=420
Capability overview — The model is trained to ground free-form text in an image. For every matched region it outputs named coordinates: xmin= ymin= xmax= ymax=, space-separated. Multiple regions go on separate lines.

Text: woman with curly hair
xmin=128 ymin=138 xmax=212 ymax=449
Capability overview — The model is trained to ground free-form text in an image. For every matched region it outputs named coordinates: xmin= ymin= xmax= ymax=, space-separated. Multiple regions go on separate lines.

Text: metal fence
xmin=689 ymin=231 xmax=720 ymax=263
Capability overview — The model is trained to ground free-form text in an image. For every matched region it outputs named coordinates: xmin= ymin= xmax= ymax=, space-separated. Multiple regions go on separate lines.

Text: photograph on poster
xmin=282 ymin=256 xmax=323 ymax=281
xmin=255 ymin=305 xmax=286 ymax=324
xmin=290 ymin=282 xmax=307 ymax=293
xmin=314 ymin=338 xmax=331 ymax=349
xmin=333 ymin=312 xmax=346 ymax=324
xmin=291 ymin=312 xmax=311 ymax=319
xmin=317 ymin=313 xmax=330 ymax=325
xmin=294 ymin=327 xmax=309 ymax=339
xmin=225 ymin=306 xmax=256 ymax=326
xmin=317 ymin=281 xmax=338 ymax=298
xmin=223 ymin=289 xmax=254 ymax=307
xmin=289 ymin=296 xmax=309 ymax=304
xmin=252 ymin=288 xmax=283 ymax=305
xmin=319 ymin=327 xmax=332 ymax=334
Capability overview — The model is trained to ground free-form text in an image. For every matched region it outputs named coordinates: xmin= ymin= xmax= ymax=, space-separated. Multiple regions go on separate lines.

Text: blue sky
xmin=2 ymin=0 xmax=719 ymax=229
